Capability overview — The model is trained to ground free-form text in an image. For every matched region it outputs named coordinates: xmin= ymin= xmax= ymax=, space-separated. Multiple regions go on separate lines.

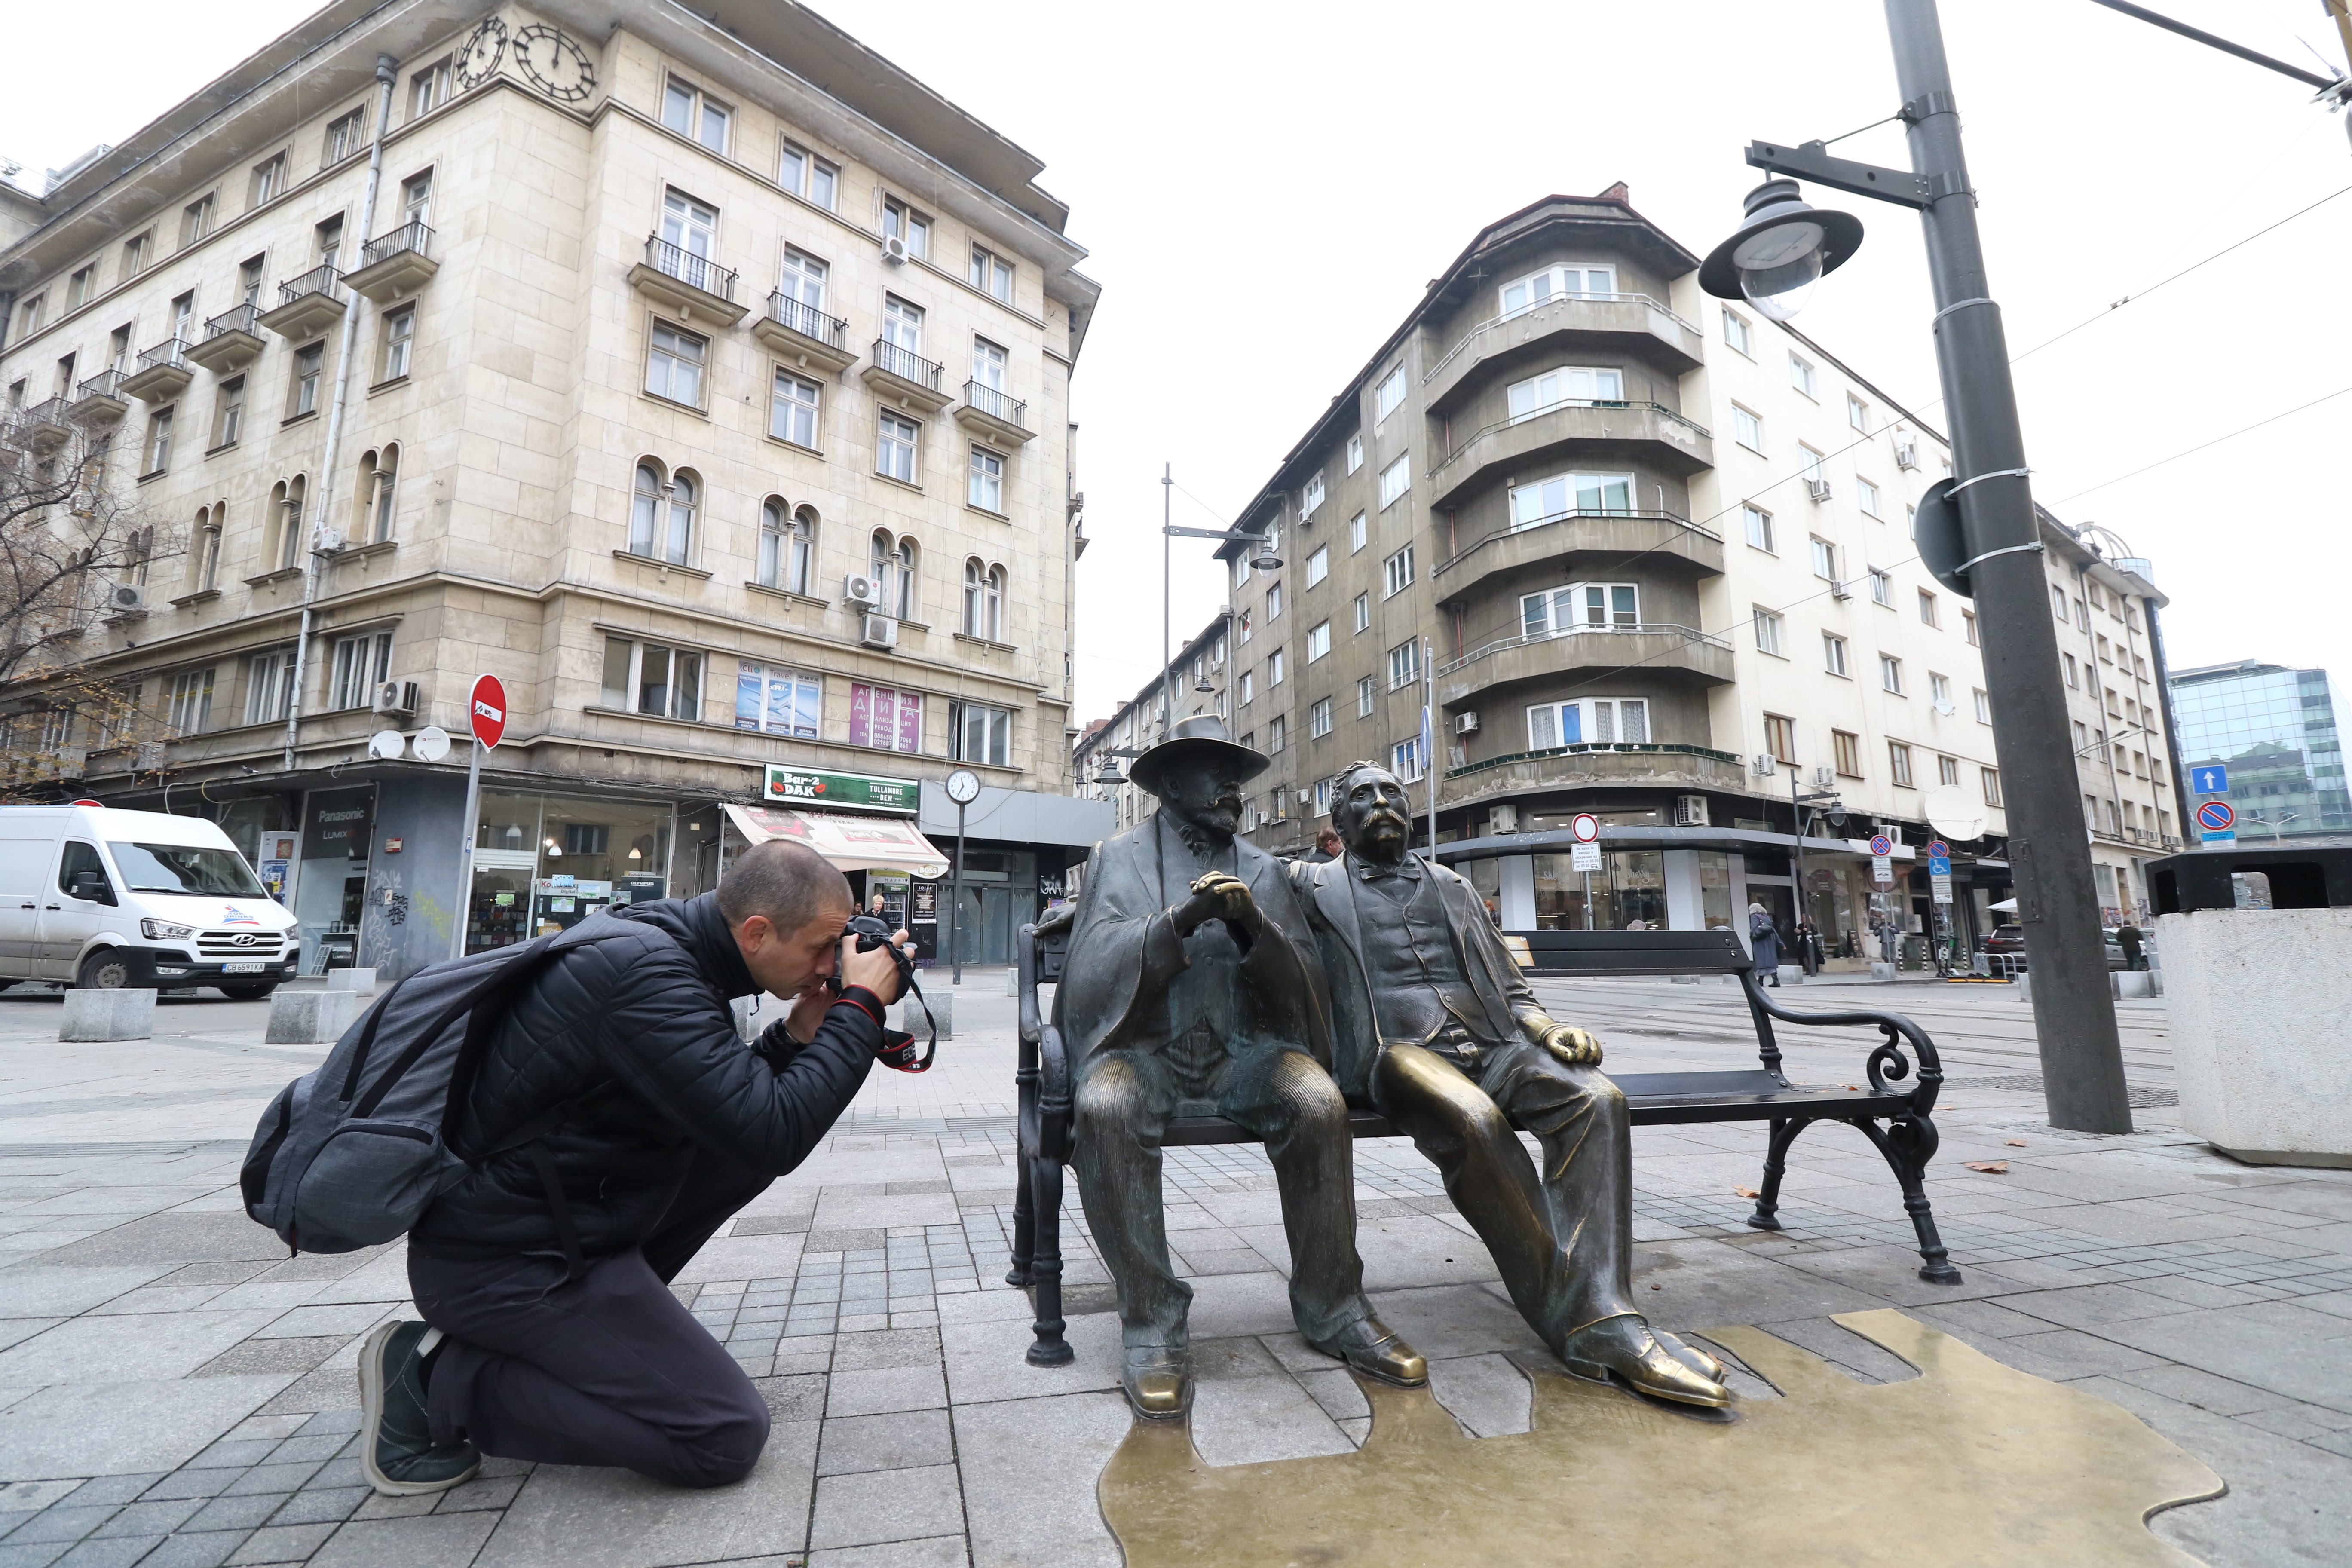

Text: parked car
xmin=1980 ymin=922 xmax=2129 ymax=973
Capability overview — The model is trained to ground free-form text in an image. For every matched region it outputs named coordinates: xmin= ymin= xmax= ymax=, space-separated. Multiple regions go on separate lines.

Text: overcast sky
xmin=9 ymin=1 xmax=2346 ymax=726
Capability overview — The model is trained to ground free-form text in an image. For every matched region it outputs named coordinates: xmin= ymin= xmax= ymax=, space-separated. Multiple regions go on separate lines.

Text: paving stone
xmin=50 ymin=1536 xmax=160 ymax=1568
xmin=0 ymin=1377 xmax=295 ymax=1479
xmin=178 ymin=1494 xmax=285 ymax=1533
xmin=224 ymin=1521 xmax=336 ymax=1564
xmin=89 ymin=1497 xmax=203 ymax=1537
xmin=2 ymin=1506 xmax=116 ymax=1546
xmin=816 ymin=1409 xmax=954 ymax=1477
xmin=808 ymin=1534 xmax=967 ymax=1567
xmin=830 ymin=1329 xmax=940 ymax=1372
xmin=428 ymin=1474 xmax=521 ymax=1513
xmin=750 ymin=1373 xmax=827 ymax=1424
xmin=265 ymin=1488 xmax=364 ymax=1526
xmin=193 ymin=1340 xmax=344 ymax=1380
xmin=305 ymin=1511 xmax=499 ymax=1568
xmin=135 ymin=1531 xmax=249 ymax=1568
xmin=808 ymin=1463 xmax=963 ymax=1549
xmin=825 ymin=1365 xmax=946 ymax=1418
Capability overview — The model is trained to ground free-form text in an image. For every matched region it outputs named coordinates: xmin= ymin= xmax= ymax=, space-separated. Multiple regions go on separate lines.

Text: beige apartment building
xmin=1086 ymin=189 xmax=2165 ymax=969
xmin=0 ymin=0 xmax=1106 ymax=982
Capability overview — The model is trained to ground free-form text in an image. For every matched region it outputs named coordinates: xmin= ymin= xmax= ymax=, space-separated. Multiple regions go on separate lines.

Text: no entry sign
xmin=469 ymin=674 xmax=507 ymax=749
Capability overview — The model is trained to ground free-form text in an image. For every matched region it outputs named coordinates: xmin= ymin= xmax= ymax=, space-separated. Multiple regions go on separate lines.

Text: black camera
xmin=834 ymin=914 xmax=935 ymax=1072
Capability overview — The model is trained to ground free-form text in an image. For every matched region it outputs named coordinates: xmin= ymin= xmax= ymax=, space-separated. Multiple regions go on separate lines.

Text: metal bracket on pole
xmin=1954 ymin=541 xmax=2046 ymax=576
xmin=1946 ymin=466 xmax=2033 ymax=496
xmin=1744 ymin=140 xmax=1951 ymax=209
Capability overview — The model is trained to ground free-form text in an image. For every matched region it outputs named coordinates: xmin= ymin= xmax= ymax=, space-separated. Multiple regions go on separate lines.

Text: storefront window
xmin=295 ymin=785 xmax=374 ymax=972
xmin=1531 ymin=849 xmax=1666 ymax=930
xmin=462 ymin=791 xmax=674 ymax=954
xmin=1699 ymin=850 xmax=1733 ymax=931
xmin=1462 ymin=858 xmax=1501 ymax=923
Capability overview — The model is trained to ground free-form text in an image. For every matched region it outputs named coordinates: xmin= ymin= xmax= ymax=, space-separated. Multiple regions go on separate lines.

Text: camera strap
xmin=875 ymin=972 xmax=938 ymax=1073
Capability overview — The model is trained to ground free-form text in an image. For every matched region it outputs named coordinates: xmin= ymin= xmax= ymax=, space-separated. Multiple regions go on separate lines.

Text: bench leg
xmin=1746 ymin=1116 xmax=1810 ymax=1231
xmin=1024 ymin=1152 xmax=1075 ymax=1366
xmin=1005 ymin=1142 xmax=1036 ymax=1288
xmin=1857 ymin=1116 xmax=1963 ymax=1286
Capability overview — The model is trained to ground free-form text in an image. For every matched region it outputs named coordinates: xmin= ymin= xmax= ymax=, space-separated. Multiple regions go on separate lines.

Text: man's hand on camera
xmin=840 ymin=927 xmax=915 ymax=1004
xmin=782 ymin=981 xmax=833 ymax=1045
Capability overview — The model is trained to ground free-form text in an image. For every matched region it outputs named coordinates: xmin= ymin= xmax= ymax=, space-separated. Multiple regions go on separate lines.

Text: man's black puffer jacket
xmin=408 ymin=893 xmax=877 ymax=1264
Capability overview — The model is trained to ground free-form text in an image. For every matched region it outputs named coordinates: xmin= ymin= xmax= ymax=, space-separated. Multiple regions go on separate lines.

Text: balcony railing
xmin=871 ymin=339 xmax=943 ymax=391
xmin=75 ymin=370 xmax=126 ymax=403
xmin=645 ymin=236 xmax=736 ymax=300
xmin=278 ymin=265 xmax=345 ymax=305
xmin=1437 ymin=622 xmax=1732 ymax=678
xmin=1422 ymin=291 xmax=1704 ymax=386
xmin=962 ymin=380 xmax=1026 ymax=427
xmin=764 ymin=293 xmax=848 ymax=348
xmin=137 ymin=339 xmax=189 ymax=373
xmin=1436 ymin=507 xmax=1719 ymax=577
xmin=204 ymin=302 xmax=261 ymax=340
xmin=356 ymin=219 xmax=435 ymax=271
xmin=1440 ymin=400 xmax=1712 ymax=462
xmin=1447 ymin=739 xmax=1743 ymax=780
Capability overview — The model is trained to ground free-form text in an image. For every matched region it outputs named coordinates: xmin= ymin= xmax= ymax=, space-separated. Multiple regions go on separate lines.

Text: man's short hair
xmin=717 ymin=840 xmax=851 ymax=932
xmin=1329 ymin=760 xmax=1391 ymax=818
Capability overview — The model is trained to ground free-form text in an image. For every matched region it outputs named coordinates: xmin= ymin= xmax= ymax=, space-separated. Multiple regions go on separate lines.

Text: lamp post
xmin=1698 ymin=0 xmax=2135 ymax=1132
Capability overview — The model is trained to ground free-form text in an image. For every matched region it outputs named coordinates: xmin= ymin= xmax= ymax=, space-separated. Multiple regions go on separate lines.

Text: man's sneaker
xmin=358 ymin=1321 xmax=480 ymax=1495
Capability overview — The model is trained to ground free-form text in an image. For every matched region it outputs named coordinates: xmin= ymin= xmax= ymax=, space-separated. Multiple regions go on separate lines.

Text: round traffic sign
xmin=1868 ymin=833 xmax=1894 ymax=856
xmin=2197 ymin=800 xmax=2235 ymax=833
xmin=1926 ymin=840 xmax=1949 ymax=858
xmin=1570 ymin=812 xmax=1601 ymax=844
xmin=469 ymin=674 xmax=507 ymax=749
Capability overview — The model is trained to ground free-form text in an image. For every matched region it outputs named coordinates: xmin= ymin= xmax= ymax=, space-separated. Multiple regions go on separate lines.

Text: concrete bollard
xmin=1005 ymin=967 xmax=1018 ymax=997
xmin=60 ymin=988 xmax=156 ymax=1042
xmin=266 ymin=988 xmax=361 ymax=1045
xmin=894 ymin=983 xmax=952 ymax=1040
xmin=326 ymin=967 xmax=379 ymax=996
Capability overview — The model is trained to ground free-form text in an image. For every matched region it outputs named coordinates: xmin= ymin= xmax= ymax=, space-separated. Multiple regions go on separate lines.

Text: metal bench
xmin=1005 ymin=922 xmax=1958 ymax=1367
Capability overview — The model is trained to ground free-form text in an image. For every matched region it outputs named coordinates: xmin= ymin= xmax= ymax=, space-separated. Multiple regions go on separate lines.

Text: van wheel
xmin=217 ymin=983 xmax=277 ymax=1001
xmin=75 ymin=953 xmax=135 ymax=990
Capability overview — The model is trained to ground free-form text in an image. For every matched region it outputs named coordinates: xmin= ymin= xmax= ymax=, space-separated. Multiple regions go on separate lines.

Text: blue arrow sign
xmin=2191 ymin=765 xmax=2229 ymax=796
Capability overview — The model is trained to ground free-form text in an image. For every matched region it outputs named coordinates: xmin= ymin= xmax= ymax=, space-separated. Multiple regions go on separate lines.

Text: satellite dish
xmin=367 ymin=730 xmax=407 ymax=761
xmin=1921 ymin=784 xmax=1986 ymax=842
xmin=412 ymin=725 xmax=453 ymax=763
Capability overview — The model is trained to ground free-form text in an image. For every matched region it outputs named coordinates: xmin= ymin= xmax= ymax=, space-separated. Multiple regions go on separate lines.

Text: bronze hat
xmin=1126 ymin=714 xmax=1270 ymax=798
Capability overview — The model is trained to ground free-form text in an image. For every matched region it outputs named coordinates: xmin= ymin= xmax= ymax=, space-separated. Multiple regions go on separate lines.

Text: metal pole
xmin=1790 ymin=767 xmax=1806 ymax=958
xmin=1886 ymin=0 xmax=2132 ymax=1132
xmin=1422 ymin=637 xmax=1436 ymax=857
xmin=1161 ymin=463 xmax=1173 ymax=748
xmin=450 ymin=738 xmax=483 ymax=961
xmin=949 ymin=797 xmax=968 ymax=986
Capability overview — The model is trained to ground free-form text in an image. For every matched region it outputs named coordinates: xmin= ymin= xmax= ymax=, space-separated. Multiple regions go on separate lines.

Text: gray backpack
xmin=240 ymin=922 xmax=627 ymax=1263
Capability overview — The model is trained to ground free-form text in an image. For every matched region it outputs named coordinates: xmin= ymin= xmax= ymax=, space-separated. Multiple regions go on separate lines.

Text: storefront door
xmin=295 ymin=787 xmax=374 ymax=973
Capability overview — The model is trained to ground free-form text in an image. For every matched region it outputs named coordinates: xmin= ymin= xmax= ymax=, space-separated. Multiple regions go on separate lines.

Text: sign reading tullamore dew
xmin=763 ymin=765 xmax=921 ymax=815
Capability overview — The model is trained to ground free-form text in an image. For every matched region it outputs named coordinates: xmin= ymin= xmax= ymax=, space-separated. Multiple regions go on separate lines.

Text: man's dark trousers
xmin=409 ymin=1151 xmax=775 ymax=1488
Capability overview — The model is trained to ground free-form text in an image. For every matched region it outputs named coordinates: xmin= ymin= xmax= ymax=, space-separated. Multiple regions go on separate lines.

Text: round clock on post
xmin=455 ymin=17 xmax=506 ymax=89
xmin=513 ymin=24 xmax=596 ymax=103
xmin=943 ymin=770 xmax=982 ymax=986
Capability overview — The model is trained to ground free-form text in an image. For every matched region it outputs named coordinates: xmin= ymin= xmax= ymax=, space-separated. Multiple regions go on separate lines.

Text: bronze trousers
xmin=1372 ymin=1039 xmax=1636 ymax=1351
xmin=1072 ymin=1044 xmax=1370 ymax=1352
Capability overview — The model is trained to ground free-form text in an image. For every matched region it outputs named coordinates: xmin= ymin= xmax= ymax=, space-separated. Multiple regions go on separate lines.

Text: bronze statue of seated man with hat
xmin=1054 ymin=717 xmax=1425 ymax=1419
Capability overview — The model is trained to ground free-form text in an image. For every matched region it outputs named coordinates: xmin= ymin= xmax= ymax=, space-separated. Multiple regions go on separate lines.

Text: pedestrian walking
xmin=1792 ymin=919 xmax=1821 ymax=977
xmin=2116 ymin=920 xmax=2146 ymax=971
xmin=1749 ymin=902 xmax=1784 ymax=987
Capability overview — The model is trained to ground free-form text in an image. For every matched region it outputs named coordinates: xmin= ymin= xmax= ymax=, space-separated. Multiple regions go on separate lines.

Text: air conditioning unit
xmin=843 ymin=573 xmax=882 ymax=607
xmin=104 ymin=582 xmax=146 ymax=614
xmin=1829 ymin=579 xmax=1853 ymax=600
xmin=1813 ymin=765 xmax=1838 ymax=789
xmin=881 ymin=234 xmax=910 ymax=264
xmin=1896 ymin=442 xmax=1920 ymax=472
xmin=1675 ymin=794 xmax=1710 ymax=828
xmin=860 ymin=615 xmax=899 ymax=649
xmin=1298 ymin=789 xmax=1313 ymax=805
xmin=1454 ymin=711 xmax=1480 ymax=735
xmin=372 ymin=680 xmax=419 ymax=719
xmin=1752 ymin=753 xmax=1777 ymax=777
xmin=311 ymin=527 xmax=347 ymax=555
xmin=1806 ymin=478 xmax=1833 ymax=502
xmin=1488 ymin=803 xmax=1519 ymax=835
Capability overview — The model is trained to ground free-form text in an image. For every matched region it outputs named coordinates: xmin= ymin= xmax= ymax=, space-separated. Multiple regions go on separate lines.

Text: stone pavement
xmin=0 ymin=972 xmax=2348 ymax=1567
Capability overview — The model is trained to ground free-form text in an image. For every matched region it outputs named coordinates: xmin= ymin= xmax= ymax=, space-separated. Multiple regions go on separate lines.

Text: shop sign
xmin=302 ymin=788 xmax=374 ymax=857
xmin=763 ymin=764 xmax=920 ymax=815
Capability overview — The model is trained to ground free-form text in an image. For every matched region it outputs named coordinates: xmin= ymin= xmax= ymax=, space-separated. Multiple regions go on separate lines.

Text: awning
xmin=724 ymin=803 xmax=950 ymax=879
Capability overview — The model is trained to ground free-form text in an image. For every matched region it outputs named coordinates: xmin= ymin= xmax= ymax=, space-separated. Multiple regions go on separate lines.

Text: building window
xmin=379 ymin=306 xmax=414 ymax=382
xmin=66 ymin=266 xmax=93 ymax=309
xmin=191 ymin=507 xmax=223 ymax=592
xmin=600 ymin=635 xmax=704 ymax=721
xmin=1889 ymin=741 xmax=1915 ymax=787
xmin=1268 ymin=649 xmax=1286 ymax=688
xmin=1857 ymin=477 xmax=1882 ymax=518
xmin=244 ymin=646 xmax=292 ymax=725
xmin=1299 ymin=472 xmax=1327 ymax=519
xmin=1753 ymin=607 xmax=1785 ymax=655
xmin=266 ymin=477 xmax=306 ymax=570
xmin=1847 ymin=392 xmax=1870 ymax=431
xmin=1357 ymin=676 xmax=1376 ymax=717
xmin=778 ymin=142 xmax=838 ymax=209
xmin=1744 ymin=504 xmax=1775 ymax=553
xmin=291 ymin=342 xmax=325 ymax=417
xmin=1500 ymin=264 xmax=1615 ymax=316
xmin=962 ymin=558 xmax=1006 ymax=640
xmin=1929 ymin=671 xmax=1952 ymax=709
xmin=882 ymin=197 xmax=931 ymax=259
xmin=142 ymin=408 xmax=174 ymax=475
xmin=628 ymin=462 xmax=696 ymax=564
xmin=1387 ymin=639 xmax=1419 ymax=691
xmin=1353 ymin=592 xmax=1370 ymax=633
xmin=1880 ymin=655 xmax=1904 ymax=695
xmin=1525 ymin=582 xmax=1638 ymax=635
xmin=876 ymin=414 xmax=920 ymax=484
xmin=1973 ymin=688 xmax=1992 ymax=723
xmin=1868 ymin=568 xmax=1893 ymax=606
xmin=1526 ymin=698 xmax=1647 ymax=747
xmin=400 ymin=169 xmax=432 ymax=227
xmin=657 ymin=191 xmax=721 ymax=292
xmin=1507 ymin=365 xmax=1623 ymax=423
xmin=968 ymin=447 xmax=1005 ymax=511
xmin=761 ymin=368 xmax=821 ymax=448
xmin=120 ymin=231 xmax=152 ymax=282
xmin=330 ymin=630 xmax=393 ymax=711
xmin=1303 ymin=545 xmax=1329 ymax=588
xmin=1721 ymin=307 xmax=1752 ymax=356
xmin=2063 ymin=653 xmax=2079 ymax=689
xmin=1375 ymin=364 xmax=1406 ymax=421
xmin=179 ymin=192 xmax=217 ymax=249
xmin=645 ymin=322 xmax=707 ymax=406
xmin=165 ymin=668 xmax=216 ymax=736
xmin=1917 ymin=587 xmax=1939 ymax=627
xmin=1267 ymin=715 xmax=1288 ymax=755
xmin=662 ymin=77 xmax=730 ymax=151
xmin=1810 ymin=537 xmax=1837 ymax=581
xmin=1346 ymin=435 xmax=1364 ymax=473
xmin=1349 ymin=511 xmax=1367 ymax=552
xmin=1307 ymin=621 xmax=1331 ymax=662
xmin=1981 ymin=767 xmax=2003 ymax=806
xmin=870 ymin=530 xmax=918 ymax=619
xmin=735 ymin=661 xmax=820 ymax=737
xmin=1239 ymin=670 xmax=1254 ymax=705
xmin=1510 ymin=471 xmax=1632 ymax=527
xmin=1390 ymin=735 xmax=1426 ymax=783
xmin=1378 ymin=454 xmax=1410 ymax=509
xmin=1824 ymin=729 xmax=1859 ymax=777
xmin=758 ymin=500 xmax=817 ymax=594
xmin=1382 ymin=545 xmax=1415 ymax=598
xmin=249 ymin=153 xmax=286 ymax=208
xmin=1788 ymin=352 xmax=1817 ymax=398
xmin=409 ymin=58 xmax=453 ymax=119
xmin=844 ymin=682 xmax=922 ymax=752
xmin=1939 ymin=754 xmax=1960 ymax=787
xmin=324 ymin=107 xmax=365 ymax=165
xmin=1731 ymin=404 xmax=1763 ymax=452
xmin=1822 ymin=631 xmax=1847 ymax=675
xmin=359 ymin=443 xmax=399 ymax=542
xmin=1963 ymin=609 xmax=1979 ymax=646
xmin=950 ymin=700 xmax=1011 ymax=766
xmin=968 ymin=244 xmax=1014 ymax=302
xmin=1309 ymin=697 xmax=1333 ymax=738
xmin=1763 ymin=713 xmax=1798 ymax=765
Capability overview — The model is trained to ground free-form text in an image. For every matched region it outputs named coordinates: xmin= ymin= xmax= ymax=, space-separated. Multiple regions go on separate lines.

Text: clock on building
xmin=513 ymin=24 xmax=596 ymax=103
xmin=454 ymin=17 xmax=506 ymax=89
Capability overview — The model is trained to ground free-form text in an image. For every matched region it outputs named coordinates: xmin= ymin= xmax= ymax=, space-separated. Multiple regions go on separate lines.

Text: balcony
xmin=627 ymin=236 xmax=747 ymax=326
xmin=186 ymin=303 xmax=266 ymax=372
xmin=1435 ymin=509 xmax=1723 ymax=605
xmin=342 ymin=220 xmax=438 ymax=303
xmin=752 ymin=293 xmax=856 ymax=374
xmin=1437 ymin=623 xmax=1734 ymax=706
xmin=67 ymin=371 xmax=129 ymax=424
xmin=9 ymin=398 xmax=72 ymax=452
xmin=1427 ymin=401 xmax=1712 ymax=510
xmin=258 ymin=266 xmax=349 ymax=340
xmin=955 ymin=379 xmax=1034 ymax=447
xmin=119 ymin=341 xmax=193 ymax=402
xmin=1422 ymin=292 xmax=1706 ymax=415
xmin=860 ymin=338 xmax=952 ymax=415
xmin=1444 ymin=741 xmax=1747 ymax=809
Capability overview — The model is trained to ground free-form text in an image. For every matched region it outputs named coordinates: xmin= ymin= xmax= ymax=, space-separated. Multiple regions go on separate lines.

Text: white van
xmin=0 ymin=803 xmax=300 ymax=997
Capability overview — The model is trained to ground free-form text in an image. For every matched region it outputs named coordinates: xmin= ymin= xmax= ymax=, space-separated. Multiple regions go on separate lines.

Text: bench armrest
xmin=1740 ymin=971 xmax=1943 ymax=1115
xmin=1035 ymin=1022 xmax=1073 ymax=1162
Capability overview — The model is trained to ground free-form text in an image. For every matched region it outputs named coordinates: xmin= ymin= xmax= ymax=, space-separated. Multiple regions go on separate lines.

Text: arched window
xmin=665 ymin=471 xmax=697 ymax=565
xmin=759 ymin=499 xmax=788 ymax=588
xmin=760 ymin=499 xmax=815 ymax=594
xmin=962 ymin=557 xmax=1004 ymax=640
xmin=791 ymin=506 xmax=819 ymax=596
xmin=629 ymin=461 xmax=665 ymax=557
xmin=189 ymin=505 xmax=222 ymax=592
xmin=126 ymin=525 xmax=155 ymax=587
xmin=268 ymin=477 xmax=305 ymax=570
xmin=871 ymin=529 xmax=917 ymax=619
xmin=366 ymin=442 xmax=398 ymax=542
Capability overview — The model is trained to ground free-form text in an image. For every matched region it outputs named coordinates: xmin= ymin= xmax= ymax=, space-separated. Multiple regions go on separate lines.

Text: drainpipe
xmin=280 ymin=53 xmax=397 ymax=770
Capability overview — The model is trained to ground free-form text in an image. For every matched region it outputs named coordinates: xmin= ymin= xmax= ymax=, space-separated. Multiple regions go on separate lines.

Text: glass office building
xmin=2170 ymin=661 xmax=2351 ymax=841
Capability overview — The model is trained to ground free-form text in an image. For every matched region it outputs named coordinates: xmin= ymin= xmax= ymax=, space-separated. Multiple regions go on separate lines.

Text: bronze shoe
xmin=1557 ymin=1315 xmax=1730 ymax=1409
xmin=1122 ymin=1347 xmax=1191 ymax=1421
xmin=1307 ymin=1315 xmax=1428 ymax=1387
xmin=1653 ymin=1329 xmax=1726 ymax=1384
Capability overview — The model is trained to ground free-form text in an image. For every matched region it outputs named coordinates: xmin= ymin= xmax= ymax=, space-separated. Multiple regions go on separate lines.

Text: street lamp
xmin=1697 ymin=179 xmax=1863 ymax=323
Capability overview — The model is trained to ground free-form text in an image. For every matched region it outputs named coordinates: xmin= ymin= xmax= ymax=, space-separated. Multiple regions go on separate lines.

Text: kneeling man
xmin=1289 ymin=762 xmax=1729 ymax=1407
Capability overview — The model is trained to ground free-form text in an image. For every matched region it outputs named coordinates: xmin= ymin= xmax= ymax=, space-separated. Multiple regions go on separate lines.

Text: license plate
xmin=220 ymin=960 xmax=267 ymax=974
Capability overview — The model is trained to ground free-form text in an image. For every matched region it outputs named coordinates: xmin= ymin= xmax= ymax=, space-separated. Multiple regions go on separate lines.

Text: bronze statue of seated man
xmin=1286 ymin=761 xmax=1730 ymax=1408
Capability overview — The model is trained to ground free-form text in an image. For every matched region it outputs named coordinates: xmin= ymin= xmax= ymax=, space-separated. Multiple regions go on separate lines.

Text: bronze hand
xmin=1537 ymin=1022 xmax=1605 ymax=1068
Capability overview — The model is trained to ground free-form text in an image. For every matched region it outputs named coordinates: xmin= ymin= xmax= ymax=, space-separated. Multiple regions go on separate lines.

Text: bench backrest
xmin=1510 ymin=928 xmax=1752 ymax=977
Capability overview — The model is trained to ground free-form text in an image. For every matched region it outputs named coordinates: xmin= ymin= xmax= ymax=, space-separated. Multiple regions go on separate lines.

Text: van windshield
xmin=107 ymin=842 xmax=267 ymax=898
